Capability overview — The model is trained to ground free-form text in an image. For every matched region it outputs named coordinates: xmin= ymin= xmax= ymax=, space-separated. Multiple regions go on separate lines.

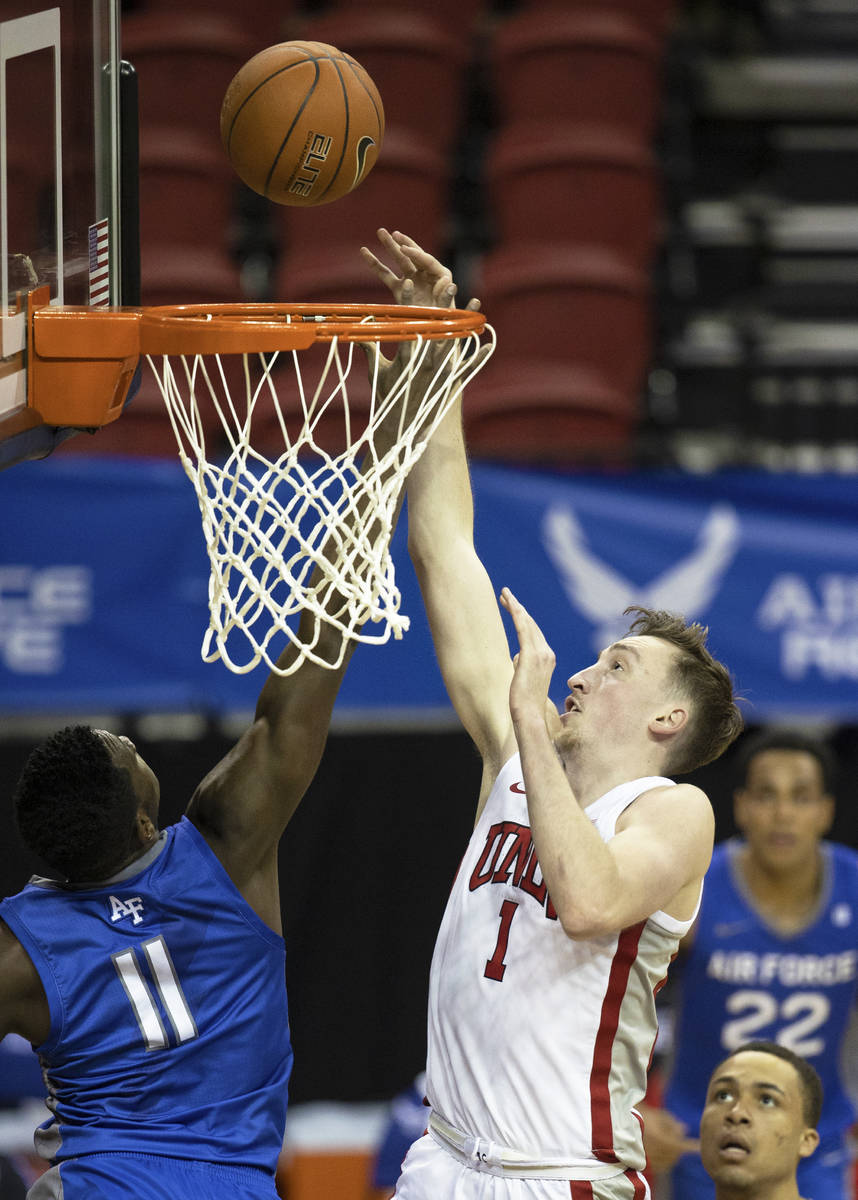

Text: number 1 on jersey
xmin=484 ymin=899 xmax=519 ymax=982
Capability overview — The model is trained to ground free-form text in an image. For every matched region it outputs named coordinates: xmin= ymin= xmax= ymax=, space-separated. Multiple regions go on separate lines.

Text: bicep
xmin=189 ymin=663 xmax=344 ymax=858
xmin=606 ymin=789 xmax=714 ymax=927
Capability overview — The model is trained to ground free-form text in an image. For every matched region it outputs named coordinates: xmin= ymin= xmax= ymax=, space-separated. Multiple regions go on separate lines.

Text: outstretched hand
xmin=357 ymin=228 xmax=487 ymax=411
xmin=360 ymin=228 xmax=481 ymax=313
xmin=499 ymin=587 xmax=562 ymax=739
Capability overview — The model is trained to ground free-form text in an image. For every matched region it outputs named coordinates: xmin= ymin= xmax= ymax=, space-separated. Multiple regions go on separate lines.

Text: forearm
xmin=406 ymin=396 xmax=474 ymax=566
xmin=515 ymin=714 xmax=622 ymax=938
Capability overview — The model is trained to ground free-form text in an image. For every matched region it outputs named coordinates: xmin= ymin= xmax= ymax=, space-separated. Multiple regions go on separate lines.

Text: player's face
xmin=557 ymin=635 xmax=683 ymax=754
xmin=700 ymin=1050 xmax=819 ymax=1194
xmin=96 ymin=729 xmax=160 ymax=826
xmin=734 ymin=750 xmax=832 ymax=872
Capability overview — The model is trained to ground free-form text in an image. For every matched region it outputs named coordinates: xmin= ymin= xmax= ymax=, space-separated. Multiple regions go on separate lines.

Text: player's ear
xmin=135 ymin=809 xmax=156 ymax=843
xmin=798 ymin=1127 xmax=820 ymax=1160
xmin=817 ymin=792 xmax=835 ymax=837
xmin=648 ymin=706 xmax=688 ymax=739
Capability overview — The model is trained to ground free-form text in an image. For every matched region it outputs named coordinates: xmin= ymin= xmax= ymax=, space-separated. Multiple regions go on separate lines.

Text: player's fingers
xmin=357 ymin=340 xmax=388 ymax=371
xmin=360 ymin=245 xmax=399 ymax=286
xmin=390 ymin=230 xmax=422 ymax=250
xmin=394 ymin=234 xmax=452 ymax=280
xmin=377 ymin=228 xmax=422 ymax=277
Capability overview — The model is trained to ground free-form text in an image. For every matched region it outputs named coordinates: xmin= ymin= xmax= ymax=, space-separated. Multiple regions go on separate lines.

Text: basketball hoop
xmin=28 ymin=299 xmax=495 ymax=675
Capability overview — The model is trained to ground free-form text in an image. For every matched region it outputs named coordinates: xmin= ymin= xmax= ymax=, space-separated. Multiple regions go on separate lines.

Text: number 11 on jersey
xmin=113 ymin=936 xmax=198 ymax=1050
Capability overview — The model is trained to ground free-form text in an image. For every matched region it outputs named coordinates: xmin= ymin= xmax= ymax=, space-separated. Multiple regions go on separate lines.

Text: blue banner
xmin=1 ymin=457 xmax=856 ymax=721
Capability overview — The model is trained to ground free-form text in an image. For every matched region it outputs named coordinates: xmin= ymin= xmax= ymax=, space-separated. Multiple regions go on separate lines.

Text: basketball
xmin=219 ymin=40 xmax=385 ymax=207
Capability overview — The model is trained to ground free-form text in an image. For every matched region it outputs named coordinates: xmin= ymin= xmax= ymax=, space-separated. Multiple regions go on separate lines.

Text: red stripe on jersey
xmin=589 ymin=921 xmax=646 ymax=1163
xmin=625 ymin=1167 xmax=648 ymax=1198
xmin=569 ymin=1182 xmax=593 ymax=1199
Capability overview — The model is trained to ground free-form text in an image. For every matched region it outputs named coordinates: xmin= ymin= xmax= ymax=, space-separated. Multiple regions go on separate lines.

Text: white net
xmin=143 ymin=316 xmax=495 ymax=675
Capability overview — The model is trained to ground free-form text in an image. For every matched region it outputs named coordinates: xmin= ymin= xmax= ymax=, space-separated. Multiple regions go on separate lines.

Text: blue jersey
xmin=0 ymin=817 xmax=291 ymax=1173
xmin=665 ymin=838 xmax=858 ymax=1145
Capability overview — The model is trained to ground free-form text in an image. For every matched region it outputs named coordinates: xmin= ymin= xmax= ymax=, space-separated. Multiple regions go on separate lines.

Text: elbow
xmin=555 ymin=899 xmax=617 ymax=941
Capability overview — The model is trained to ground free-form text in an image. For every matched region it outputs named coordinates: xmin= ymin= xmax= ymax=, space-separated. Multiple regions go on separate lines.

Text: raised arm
xmin=500 ymin=587 xmax=714 ymax=938
xmin=186 ymin=374 xmax=414 ymax=929
xmin=361 ymin=231 xmax=516 ymax=791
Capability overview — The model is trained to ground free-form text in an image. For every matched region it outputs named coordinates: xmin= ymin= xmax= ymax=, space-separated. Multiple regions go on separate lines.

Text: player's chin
xmin=702 ymin=1152 xmax=754 ymax=1186
xmin=552 ymin=725 xmax=579 ymax=755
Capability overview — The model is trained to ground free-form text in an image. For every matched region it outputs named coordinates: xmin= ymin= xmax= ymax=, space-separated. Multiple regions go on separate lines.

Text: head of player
xmin=700 ymin=1041 xmax=822 ymax=1199
xmin=13 ymin=725 xmax=160 ymax=885
xmin=732 ymin=728 xmax=834 ymax=876
xmin=556 ymin=605 xmax=743 ymax=780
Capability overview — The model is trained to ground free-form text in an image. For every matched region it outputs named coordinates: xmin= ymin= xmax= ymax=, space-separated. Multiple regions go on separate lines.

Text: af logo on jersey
xmin=109 ymin=894 xmax=144 ymax=925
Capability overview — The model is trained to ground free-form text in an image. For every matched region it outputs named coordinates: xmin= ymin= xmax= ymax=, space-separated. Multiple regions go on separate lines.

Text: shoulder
xmin=829 ymin=840 xmax=858 ymax=867
xmin=616 ymin=783 xmax=714 ymax=882
xmin=620 ymin=781 xmax=713 ymax=833
xmin=827 ymin=841 xmax=858 ymax=890
xmin=0 ymin=918 xmax=47 ymax=1040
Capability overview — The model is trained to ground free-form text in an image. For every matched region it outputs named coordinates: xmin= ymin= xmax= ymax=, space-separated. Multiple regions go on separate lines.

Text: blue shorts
xmin=669 ymin=1132 xmax=855 ymax=1200
xmin=27 ymin=1153 xmax=280 ymax=1199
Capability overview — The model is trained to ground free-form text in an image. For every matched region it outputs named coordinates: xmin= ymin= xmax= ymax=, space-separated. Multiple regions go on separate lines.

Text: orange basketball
xmin=220 ymin=40 xmax=385 ymax=207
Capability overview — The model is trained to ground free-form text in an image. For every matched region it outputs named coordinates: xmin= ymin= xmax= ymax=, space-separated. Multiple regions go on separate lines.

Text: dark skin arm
xmin=0 ymin=237 xmax=458 ymax=1039
xmin=0 ymin=919 xmax=50 ymax=1045
xmin=184 ymin=618 xmax=355 ymax=933
xmin=185 ymin=321 xmax=437 ymax=934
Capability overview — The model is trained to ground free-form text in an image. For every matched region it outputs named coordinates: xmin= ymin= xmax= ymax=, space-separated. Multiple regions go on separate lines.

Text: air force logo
xmin=109 ymin=894 xmax=145 ymax=925
xmin=541 ymin=502 xmax=741 ymax=650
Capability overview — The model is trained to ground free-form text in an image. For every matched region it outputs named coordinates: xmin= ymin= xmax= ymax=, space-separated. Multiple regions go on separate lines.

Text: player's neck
xmin=738 ymin=844 xmax=824 ymax=930
xmin=715 ymin=1181 xmax=804 ymax=1200
xmin=560 ymin=745 xmax=663 ymax=809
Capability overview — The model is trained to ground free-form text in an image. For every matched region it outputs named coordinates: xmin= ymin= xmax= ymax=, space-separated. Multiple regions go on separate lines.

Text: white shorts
xmin=393 ymin=1133 xmax=651 ymax=1200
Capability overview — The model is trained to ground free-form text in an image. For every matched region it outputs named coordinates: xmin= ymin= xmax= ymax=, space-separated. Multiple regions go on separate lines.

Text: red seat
xmin=140 ymin=246 xmax=245 ymax=307
xmin=315 ymin=0 xmax=490 ymax=39
xmin=463 ymin=359 xmax=638 ymax=463
xmin=138 ymin=126 xmax=237 ymax=252
xmin=491 ymin=7 xmax=665 ymax=140
xmin=130 ymin=0 xmax=297 ymax=45
xmin=122 ymin=13 xmax=258 ymax=138
xmin=512 ymin=0 xmax=677 ymax=38
xmin=278 ymin=126 xmax=449 ymax=258
xmin=475 ymin=244 xmax=652 ymax=395
xmin=485 ymin=122 xmax=660 ymax=266
xmin=298 ymin=8 xmax=469 ymax=153
xmin=275 ymin=246 xmax=393 ymax=306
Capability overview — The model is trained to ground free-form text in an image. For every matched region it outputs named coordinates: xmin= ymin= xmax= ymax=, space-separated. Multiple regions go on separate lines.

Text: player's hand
xmin=360 ymin=228 xmax=482 ymax=313
xmin=357 ymin=229 xmax=489 ymax=418
xmin=499 ymin=587 xmax=561 ymax=738
xmin=639 ymin=1103 xmax=700 ymax=1173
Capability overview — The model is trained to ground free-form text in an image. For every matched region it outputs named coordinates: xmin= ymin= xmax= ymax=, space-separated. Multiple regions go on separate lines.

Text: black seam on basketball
xmin=263 ymin=61 xmax=321 ymax=198
xmin=316 ymin=53 xmax=350 ymax=202
xmin=224 ymin=59 xmax=321 ymax=157
xmin=342 ymin=58 xmax=383 ymax=133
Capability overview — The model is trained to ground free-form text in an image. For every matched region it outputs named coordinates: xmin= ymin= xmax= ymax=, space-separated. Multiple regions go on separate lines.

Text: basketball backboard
xmin=0 ymin=0 xmax=138 ymax=468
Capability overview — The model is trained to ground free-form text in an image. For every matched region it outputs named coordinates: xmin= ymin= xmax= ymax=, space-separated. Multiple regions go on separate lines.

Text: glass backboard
xmin=0 ymin=0 xmax=137 ymax=467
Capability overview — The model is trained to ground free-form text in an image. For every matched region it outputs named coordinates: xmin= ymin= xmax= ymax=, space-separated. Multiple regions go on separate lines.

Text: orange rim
xmin=139 ymin=302 xmax=486 ymax=355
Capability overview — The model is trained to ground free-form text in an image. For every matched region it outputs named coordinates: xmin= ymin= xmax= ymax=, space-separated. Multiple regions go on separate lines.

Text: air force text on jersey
xmin=706 ymin=948 xmax=858 ymax=987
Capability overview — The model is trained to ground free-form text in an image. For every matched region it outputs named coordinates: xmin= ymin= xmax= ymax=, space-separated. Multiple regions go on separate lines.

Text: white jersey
xmin=426 ymin=753 xmax=698 ymax=1177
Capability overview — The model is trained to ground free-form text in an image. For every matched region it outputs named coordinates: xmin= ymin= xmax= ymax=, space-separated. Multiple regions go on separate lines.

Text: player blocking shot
xmin=361 ymin=230 xmax=745 ymax=1200
xmin=0 ymin=387 xmax=432 ymax=1200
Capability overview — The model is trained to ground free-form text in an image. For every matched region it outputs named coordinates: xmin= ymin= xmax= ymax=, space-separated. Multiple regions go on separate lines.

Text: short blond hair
xmin=625 ymin=607 xmax=744 ymax=774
